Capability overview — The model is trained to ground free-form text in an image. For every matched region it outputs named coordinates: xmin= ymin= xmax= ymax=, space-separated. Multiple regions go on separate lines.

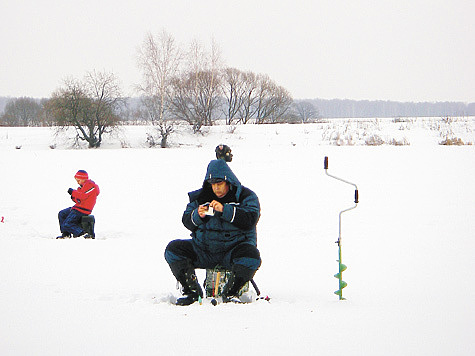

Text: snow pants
xmin=164 ymin=239 xmax=261 ymax=273
xmin=58 ymin=207 xmax=86 ymax=236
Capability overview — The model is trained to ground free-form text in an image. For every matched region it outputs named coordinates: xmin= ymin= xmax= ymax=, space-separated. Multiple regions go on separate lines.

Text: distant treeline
xmin=1 ymin=96 xmax=474 ymax=121
xmin=308 ymin=98 xmax=475 ymax=118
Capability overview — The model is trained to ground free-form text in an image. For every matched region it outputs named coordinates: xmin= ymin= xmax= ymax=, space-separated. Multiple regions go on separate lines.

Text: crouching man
xmin=165 ymin=159 xmax=261 ymax=305
xmin=57 ymin=170 xmax=100 ymax=239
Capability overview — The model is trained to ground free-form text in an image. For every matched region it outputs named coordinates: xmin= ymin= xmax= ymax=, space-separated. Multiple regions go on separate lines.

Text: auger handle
xmin=324 ymin=156 xmax=358 ymax=192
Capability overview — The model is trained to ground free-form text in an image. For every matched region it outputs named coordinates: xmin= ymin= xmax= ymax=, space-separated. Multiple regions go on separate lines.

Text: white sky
xmin=1 ymin=0 xmax=474 ymax=102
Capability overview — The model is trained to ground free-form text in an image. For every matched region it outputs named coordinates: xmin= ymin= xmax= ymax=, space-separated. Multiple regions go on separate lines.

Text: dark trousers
xmin=164 ymin=239 xmax=261 ymax=273
xmin=58 ymin=207 xmax=86 ymax=236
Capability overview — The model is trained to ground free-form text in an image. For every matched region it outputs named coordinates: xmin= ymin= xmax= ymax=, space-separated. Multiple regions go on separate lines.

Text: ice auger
xmin=324 ymin=156 xmax=359 ymax=300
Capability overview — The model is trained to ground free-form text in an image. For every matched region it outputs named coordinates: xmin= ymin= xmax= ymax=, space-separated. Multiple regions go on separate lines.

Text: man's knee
xmin=231 ymin=244 xmax=261 ymax=272
xmin=58 ymin=208 xmax=70 ymax=220
xmin=164 ymin=240 xmax=196 ymax=264
xmin=231 ymin=243 xmax=261 ymax=261
xmin=165 ymin=239 xmax=190 ymax=255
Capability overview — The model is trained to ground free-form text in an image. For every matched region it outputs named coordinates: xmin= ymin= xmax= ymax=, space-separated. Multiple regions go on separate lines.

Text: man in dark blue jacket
xmin=165 ymin=159 xmax=261 ymax=305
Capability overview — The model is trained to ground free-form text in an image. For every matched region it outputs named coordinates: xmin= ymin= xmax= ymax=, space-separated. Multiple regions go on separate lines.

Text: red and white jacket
xmin=71 ymin=180 xmax=100 ymax=215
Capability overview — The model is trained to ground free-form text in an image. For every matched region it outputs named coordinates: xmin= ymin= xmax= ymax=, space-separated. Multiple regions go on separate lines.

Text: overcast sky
xmin=1 ymin=0 xmax=473 ymax=102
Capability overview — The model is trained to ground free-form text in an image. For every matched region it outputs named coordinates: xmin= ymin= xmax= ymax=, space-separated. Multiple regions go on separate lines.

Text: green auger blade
xmin=334 ymin=272 xmax=347 ymax=279
xmin=335 ymin=280 xmax=347 ymax=293
xmin=334 ymin=288 xmax=347 ymax=297
xmin=335 ymin=262 xmax=347 ymax=272
xmin=334 ymin=281 xmax=347 ymax=300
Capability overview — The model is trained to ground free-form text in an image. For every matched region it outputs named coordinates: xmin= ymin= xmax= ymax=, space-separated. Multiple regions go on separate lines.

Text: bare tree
xmin=136 ymin=30 xmax=182 ymax=147
xmin=239 ymin=71 xmax=259 ymax=124
xmin=167 ymin=74 xmax=193 ymax=130
xmin=187 ymin=39 xmax=207 ymax=77
xmin=197 ymin=69 xmax=222 ymax=127
xmin=203 ymin=39 xmax=223 ymax=126
xmin=292 ymin=100 xmax=320 ymax=123
xmin=140 ymin=95 xmax=174 ymax=147
xmin=85 ymin=70 xmax=124 ymax=145
xmin=48 ymin=77 xmax=91 ymax=140
xmin=267 ymin=85 xmax=293 ymax=123
xmin=255 ymin=74 xmax=274 ymax=124
xmin=170 ymin=39 xmax=223 ymax=131
xmin=254 ymin=75 xmax=293 ymax=124
xmin=170 ymin=69 xmax=223 ymax=132
xmin=221 ymin=68 xmax=246 ymax=125
xmin=48 ymin=71 xmax=123 ymax=148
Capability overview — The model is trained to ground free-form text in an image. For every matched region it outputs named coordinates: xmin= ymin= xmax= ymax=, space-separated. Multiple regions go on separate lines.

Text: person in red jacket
xmin=56 ymin=170 xmax=100 ymax=239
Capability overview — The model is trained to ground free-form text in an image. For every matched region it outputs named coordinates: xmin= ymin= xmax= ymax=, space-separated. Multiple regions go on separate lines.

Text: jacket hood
xmin=203 ymin=160 xmax=241 ymax=189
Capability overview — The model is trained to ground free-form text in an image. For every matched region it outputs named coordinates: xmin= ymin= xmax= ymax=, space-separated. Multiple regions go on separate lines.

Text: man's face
xmin=75 ymin=178 xmax=86 ymax=186
xmin=211 ymin=181 xmax=229 ymax=198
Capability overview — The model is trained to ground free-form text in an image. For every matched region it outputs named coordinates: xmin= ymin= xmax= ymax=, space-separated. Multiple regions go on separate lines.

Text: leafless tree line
xmin=134 ymin=30 xmax=304 ymax=146
xmin=0 ymin=30 xmax=320 ymax=148
xmin=221 ymin=68 xmax=294 ymax=125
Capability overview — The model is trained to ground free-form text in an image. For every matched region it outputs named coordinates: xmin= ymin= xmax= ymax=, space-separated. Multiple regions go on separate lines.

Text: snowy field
xmin=1 ymin=117 xmax=474 ymax=355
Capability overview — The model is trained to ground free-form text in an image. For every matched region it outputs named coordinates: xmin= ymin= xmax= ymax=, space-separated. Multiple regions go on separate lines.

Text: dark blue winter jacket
xmin=182 ymin=160 xmax=260 ymax=254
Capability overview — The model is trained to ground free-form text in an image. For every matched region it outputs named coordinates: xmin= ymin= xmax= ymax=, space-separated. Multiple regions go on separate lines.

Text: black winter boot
xmin=221 ymin=264 xmax=255 ymax=302
xmin=75 ymin=231 xmax=93 ymax=239
xmin=169 ymin=260 xmax=203 ymax=306
xmin=56 ymin=232 xmax=71 ymax=239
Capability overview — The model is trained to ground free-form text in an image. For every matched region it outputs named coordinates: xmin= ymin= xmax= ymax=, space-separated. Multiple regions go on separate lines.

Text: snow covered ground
xmin=1 ymin=117 xmax=474 ymax=355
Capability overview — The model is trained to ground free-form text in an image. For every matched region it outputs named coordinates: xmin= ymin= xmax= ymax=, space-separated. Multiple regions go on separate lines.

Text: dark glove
xmin=68 ymin=188 xmax=74 ymax=195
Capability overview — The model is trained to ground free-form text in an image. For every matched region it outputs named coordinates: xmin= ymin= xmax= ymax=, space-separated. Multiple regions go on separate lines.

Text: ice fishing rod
xmin=324 ymin=156 xmax=359 ymax=300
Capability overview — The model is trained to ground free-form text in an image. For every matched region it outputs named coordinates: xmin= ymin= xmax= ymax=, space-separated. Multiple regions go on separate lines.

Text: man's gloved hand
xmin=68 ymin=188 xmax=74 ymax=195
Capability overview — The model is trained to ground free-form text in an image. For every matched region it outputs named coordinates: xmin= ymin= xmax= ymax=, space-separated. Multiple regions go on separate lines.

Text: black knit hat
xmin=207 ymin=177 xmax=225 ymax=184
